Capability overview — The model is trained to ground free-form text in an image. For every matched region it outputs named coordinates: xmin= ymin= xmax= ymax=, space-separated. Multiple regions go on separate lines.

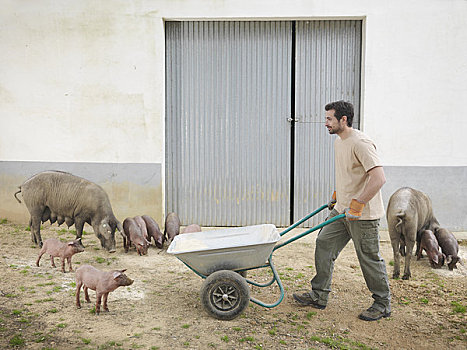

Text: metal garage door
xmin=166 ymin=20 xmax=361 ymax=227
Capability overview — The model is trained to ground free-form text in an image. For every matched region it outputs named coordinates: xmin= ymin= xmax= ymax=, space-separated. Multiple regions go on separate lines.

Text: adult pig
xmin=165 ymin=212 xmax=180 ymax=244
xmin=14 ymin=171 xmax=123 ymax=252
xmin=75 ymin=264 xmax=133 ymax=315
xmin=417 ymin=230 xmax=444 ymax=268
xmin=141 ymin=215 xmax=164 ymax=249
xmin=123 ymin=217 xmax=148 ymax=255
xmin=434 ymin=227 xmax=460 ymax=270
xmin=386 ymin=187 xmax=440 ymax=280
xmin=181 ymin=224 xmax=202 ymax=234
xmin=36 ymin=238 xmax=85 ymax=272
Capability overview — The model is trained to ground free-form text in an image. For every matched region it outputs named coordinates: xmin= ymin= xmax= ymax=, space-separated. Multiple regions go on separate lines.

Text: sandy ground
xmin=0 ymin=221 xmax=466 ymax=350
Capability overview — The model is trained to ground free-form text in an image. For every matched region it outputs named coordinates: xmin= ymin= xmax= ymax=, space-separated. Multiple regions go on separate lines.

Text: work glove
xmin=344 ymin=199 xmax=365 ymax=220
xmin=328 ymin=191 xmax=337 ymax=210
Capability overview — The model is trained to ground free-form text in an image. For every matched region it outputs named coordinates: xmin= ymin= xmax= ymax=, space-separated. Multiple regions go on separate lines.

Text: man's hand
xmin=328 ymin=191 xmax=337 ymax=210
xmin=345 ymin=199 xmax=365 ymax=220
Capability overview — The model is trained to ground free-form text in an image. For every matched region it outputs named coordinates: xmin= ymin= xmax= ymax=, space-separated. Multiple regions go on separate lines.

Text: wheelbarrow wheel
xmin=201 ymin=270 xmax=250 ymax=320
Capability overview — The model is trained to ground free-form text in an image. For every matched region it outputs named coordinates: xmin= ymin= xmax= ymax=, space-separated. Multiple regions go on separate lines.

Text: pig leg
xmin=30 ymin=212 xmax=43 ymax=247
xmin=391 ymin=240 xmax=401 ymax=279
xmin=50 ymin=255 xmax=56 ymax=268
xmin=389 ymin=227 xmax=401 ymax=279
xmin=36 ymin=246 xmax=46 ymax=267
xmin=67 ymin=257 xmax=73 ymax=272
xmin=102 ymin=293 xmax=109 ymax=312
xmin=74 ymin=218 xmax=85 ymax=239
xmin=402 ymin=224 xmax=417 ymax=280
xmin=76 ymin=282 xmax=82 ymax=309
xmin=84 ymin=286 xmax=91 ymax=303
xmin=60 ymin=257 xmax=66 ymax=273
xmin=403 ymin=239 xmax=415 ymax=280
xmin=95 ymin=292 xmax=102 ymax=315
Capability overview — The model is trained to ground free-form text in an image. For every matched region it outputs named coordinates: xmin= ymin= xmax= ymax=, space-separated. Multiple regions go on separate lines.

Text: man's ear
xmin=341 ymin=115 xmax=348 ymax=125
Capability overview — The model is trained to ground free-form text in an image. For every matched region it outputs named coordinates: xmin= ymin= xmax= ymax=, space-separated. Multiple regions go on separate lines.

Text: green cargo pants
xmin=310 ymin=210 xmax=391 ymax=313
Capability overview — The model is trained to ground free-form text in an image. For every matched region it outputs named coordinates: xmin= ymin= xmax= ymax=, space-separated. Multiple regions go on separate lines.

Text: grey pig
xmin=36 ymin=238 xmax=85 ymax=272
xmin=434 ymin=227 xmax=460 ymax=270
xmin=14 ymin=170 xmax=123 ymax=252
xmin=417 ymin=230 xmax=444 ymax=268
xmin=142 ymin=215 xmax=164 ymax=249
xmin=75 ymin=264 xmax=134 ymax=314
xmin=181 ymin=224 xmax=202 ymax=234
xmin=165 ymin=212 xmax=180 ymax=244
xmin=386 ymin=187 xmax=440 ymax=280
xmin=123 ymin=217 xmax=149 ymax=255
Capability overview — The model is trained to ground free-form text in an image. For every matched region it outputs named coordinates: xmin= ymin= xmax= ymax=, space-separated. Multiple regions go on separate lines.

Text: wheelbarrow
xmin=167 ymin=204 xmax=346 ymax=320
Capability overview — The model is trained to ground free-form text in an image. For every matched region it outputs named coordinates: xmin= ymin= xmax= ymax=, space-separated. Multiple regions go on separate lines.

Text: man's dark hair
xmin=325 ymin=100 xmax=354 ymax=127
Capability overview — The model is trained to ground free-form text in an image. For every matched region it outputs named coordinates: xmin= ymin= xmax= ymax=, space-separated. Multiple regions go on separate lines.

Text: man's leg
xmin=294 ymin=210 xmax=350 ymax=307
xmin=348 ymin=219 xmax=391 ymax=319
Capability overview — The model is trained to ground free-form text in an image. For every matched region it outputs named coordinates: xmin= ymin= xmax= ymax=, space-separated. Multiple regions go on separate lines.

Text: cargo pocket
xmin=360 ymin=222 xmax=380 ymax=254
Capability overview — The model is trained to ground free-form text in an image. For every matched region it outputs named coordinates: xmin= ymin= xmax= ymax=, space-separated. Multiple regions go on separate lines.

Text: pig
xmin=36 ymin=238 xmax=85 ymax=272
xmin=181 ymin=224 xmax=202 ymax=234
xmin=386 ymin=187 xmax=440 ymax=280
xmin=417 ymin=230 xmax=445 ymax=268
xmin=75 ymin=264 xmax=134 ymax=314
xmin=14 ymin=170 xmax=123 ymax=252
xmin=165 ymin=212 xmax=180 ymax=244
xmin=434 ymin=227 xmax=460 ymax=270
xmin=133 ymin=216 xmax=150 ymax=243
xmin=141 ymin=215 xmax=164 ymax=249
xmin=122 ymin=217 xmax=148 ymax=255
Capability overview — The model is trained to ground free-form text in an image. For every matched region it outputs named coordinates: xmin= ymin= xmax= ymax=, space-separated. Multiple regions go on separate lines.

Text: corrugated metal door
xmin=166 ymin=20 xmax=361 ymax=227
xmin=294 ymin=20 xmax=362 ymax=226
xmin=166 ymin=21 xmax=292 ymax=226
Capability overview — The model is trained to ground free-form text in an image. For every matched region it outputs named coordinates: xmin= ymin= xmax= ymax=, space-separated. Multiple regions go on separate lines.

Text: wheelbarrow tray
xmin=167 ymin=224 xmax=280 ymax=276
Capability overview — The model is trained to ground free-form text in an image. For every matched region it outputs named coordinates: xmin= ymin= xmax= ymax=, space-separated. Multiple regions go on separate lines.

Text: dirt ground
xmin=0 ymin=221 xmax=466 ymax=350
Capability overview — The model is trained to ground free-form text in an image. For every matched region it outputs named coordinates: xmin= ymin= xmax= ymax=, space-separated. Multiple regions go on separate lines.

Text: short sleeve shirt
xmin=334 ymin=129 xmax=385 ymax=220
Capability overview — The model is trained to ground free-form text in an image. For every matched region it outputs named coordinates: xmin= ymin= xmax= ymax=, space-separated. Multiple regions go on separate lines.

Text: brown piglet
xmin=435 ymin=228 xmax=460 ymax=270
xmin=165 ymin=212 xmax=181 ymax=244
xmin=36 ymin=238 xmax=84 ymax=272
xmin=134 ymin=216 xmax=150 ymax=244
xmin=142 ymin=215 xmax=164 ymax=249
xmin=417 ymin=230 xmax=444 ymax=268
xmin=181 ymin=224 xmax=202 ymax=234
xmin=123 ymin=217 xmax=148 ymax=255
xmin=75 ymin=264 xmax=133 ymax=314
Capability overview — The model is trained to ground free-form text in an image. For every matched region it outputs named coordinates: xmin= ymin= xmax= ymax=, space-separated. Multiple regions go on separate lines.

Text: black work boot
xmin=358 ymin=307 xmax=391 ymax=321
xmin=292 ymin=292 xmax=326 ymax=309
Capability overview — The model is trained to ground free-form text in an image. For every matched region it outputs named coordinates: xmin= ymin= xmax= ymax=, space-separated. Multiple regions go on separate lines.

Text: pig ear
xmin=120 ymin=269 xmax=127 ymax=273
xmin=68 ymin=242 xmax=74 ymax=246
xmin=112 ymin=271 xmax=122 ymax=279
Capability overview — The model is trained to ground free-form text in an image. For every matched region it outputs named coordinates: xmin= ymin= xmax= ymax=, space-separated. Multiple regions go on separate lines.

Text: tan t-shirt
xmin=334 ymin=129 xmax=385 ymax=220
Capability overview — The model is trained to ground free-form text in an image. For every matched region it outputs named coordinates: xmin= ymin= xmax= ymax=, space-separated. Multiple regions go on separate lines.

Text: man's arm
xmin=356 ymin=166 xmax=386 ymax=204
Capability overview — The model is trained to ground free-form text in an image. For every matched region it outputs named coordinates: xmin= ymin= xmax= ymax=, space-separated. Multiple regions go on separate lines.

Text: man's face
xmin=325 ymin=109 xmax=346 ymax=135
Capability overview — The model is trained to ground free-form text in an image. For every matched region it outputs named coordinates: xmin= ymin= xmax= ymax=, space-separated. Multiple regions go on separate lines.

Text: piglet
xmin=123 ymin=217 xmax=148 ymax=255
xmin=142 ymin=215 xmax=164 ymax=249
xmin=36 ymin=238 xmax=84 ymax=272
xmin=435 ymin=228 xmax=460 ymax=270
xmin=75 ymin=264 xmax=133 ymax=315
xmin=165 ymin=212 xmax=180 ymax=244
xmin=134 ymin=216 xmax=150 ymax=244
xmin=417 ymin=230 xmax=444 ymax=268
xmin=181 ymin=224 xmax=202 ymax=234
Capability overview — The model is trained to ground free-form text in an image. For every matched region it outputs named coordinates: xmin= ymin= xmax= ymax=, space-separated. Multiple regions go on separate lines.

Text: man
xmin=293 ymin=100 xmax=391 ymax=321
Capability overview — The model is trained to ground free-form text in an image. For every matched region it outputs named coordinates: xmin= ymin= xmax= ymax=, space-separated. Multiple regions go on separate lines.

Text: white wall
xmin=1 ymin=0 xmax=466 ymax=167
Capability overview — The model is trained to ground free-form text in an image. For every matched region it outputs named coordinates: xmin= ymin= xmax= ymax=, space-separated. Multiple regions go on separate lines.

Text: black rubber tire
xmin=200 ymin=270 xmax=250 ymax=320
